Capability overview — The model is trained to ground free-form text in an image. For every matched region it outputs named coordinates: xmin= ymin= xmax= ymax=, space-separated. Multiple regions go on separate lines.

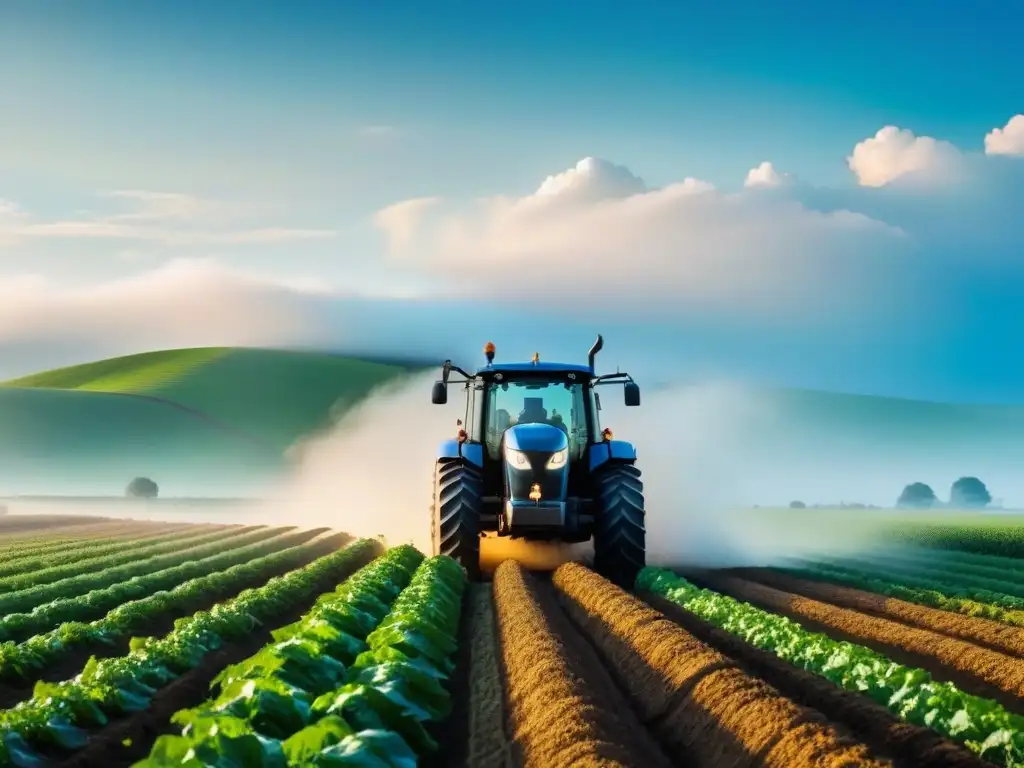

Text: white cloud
xmin=373 ymin=197 xmax=440 ymax=253
xmin=744 ymin=161 xmax=789 ymax=188
xmin=0 ymin=190 xmax=337 ymax=247
xmin=985 ymin=115 xmax=1024 ymax=156
xmin=374 ymin=156 xmax=906 ymax=317
xmin=534 ymin=157 xmax=647 ymax=200
xmin=847 ymin=126 xmax=963 ymax=187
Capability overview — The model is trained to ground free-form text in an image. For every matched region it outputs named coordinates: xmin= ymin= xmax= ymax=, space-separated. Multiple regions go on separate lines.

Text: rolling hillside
xmin=0 ymin=348 xmax=420 ymax=495
xmin=3 ymin=346 xmax=1024 ymax=501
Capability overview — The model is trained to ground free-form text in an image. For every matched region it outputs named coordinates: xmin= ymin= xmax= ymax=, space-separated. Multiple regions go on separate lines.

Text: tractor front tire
xmin=431 ymin=457 xmax=483 ymax=581
xmin=593 ymin=462 xmax=646 ymax=588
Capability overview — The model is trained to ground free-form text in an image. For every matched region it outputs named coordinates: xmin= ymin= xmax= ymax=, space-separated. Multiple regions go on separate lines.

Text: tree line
xmin=897 ymin=476 xmax=992 ymax=509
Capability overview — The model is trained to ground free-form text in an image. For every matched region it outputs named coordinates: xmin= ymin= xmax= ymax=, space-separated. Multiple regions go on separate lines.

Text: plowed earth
xmin=691 ymin=570 xmax=1024 ymax=714
xmin=450 ymin=562 xmax=925 ymax=768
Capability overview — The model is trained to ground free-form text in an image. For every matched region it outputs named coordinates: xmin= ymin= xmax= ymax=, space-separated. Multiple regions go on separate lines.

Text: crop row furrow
xmin=0 ymin=537 xmax=381 ymax=767
xmin=0 ymin=528 xmax=343 ymax=683
xmin=0 ymin=525 xmax=205 ymax=579
xmin=138 ymin=545 xmax=452 ymax=766
xmin=0 ymin=525 xmax=241 ymax=594
xmin=778 ymin=561 xmax=1024 ymax=629
xmin=825 ymin=554 xmax=1024 ymax=601
xmin=790 ymin=558 xmax=1024 ymax=612
xmin=0 ymin=526 xmax=284 ymax=618
xmin=737 ymin=568 xmax=1024 ymax=657
xmin=639 ymin=567 xmax=1024 ymax=767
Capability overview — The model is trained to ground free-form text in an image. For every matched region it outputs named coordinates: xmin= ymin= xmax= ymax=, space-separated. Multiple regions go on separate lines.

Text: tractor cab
xmin=429 ymin=336 xmax=646 ymax=586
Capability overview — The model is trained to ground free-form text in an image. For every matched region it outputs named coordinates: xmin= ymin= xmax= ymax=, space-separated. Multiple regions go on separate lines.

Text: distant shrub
xmin=126 ymin=477 xmax=159 ymax=499
xmin=897 ymin=482 xmax=936 ymax=509
xmin=950 ymin=476 xmax=991 ymax=509
xmin=789 ymin=500 xmax=806 ymax=509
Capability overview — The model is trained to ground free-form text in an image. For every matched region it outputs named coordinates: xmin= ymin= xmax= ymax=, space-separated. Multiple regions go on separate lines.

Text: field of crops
xmin=2 ymin=515 xmax=1024 ymax=767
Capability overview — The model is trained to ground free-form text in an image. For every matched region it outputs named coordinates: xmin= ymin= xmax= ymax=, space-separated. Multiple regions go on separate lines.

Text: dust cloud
xmin=269 ymin=370 xmax=894 ymax=571
xmin=272 ymin=371 xmax=458 ymax=551
xmin=601 ymin=380 xmax=904 ymax=569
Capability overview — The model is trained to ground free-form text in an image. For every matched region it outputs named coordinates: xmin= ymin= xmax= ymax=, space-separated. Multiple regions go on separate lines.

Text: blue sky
xmin=1 ymin=1 xmax=1023 ymax=401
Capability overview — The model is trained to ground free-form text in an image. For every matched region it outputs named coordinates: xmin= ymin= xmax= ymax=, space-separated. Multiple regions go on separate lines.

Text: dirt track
xmin=449 ymin=562 xmax=986 ymax=768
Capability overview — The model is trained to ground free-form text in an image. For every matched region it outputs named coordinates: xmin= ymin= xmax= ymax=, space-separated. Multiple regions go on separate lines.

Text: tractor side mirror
xmin=431 ymin=381 xmax=448 ymax=405
xmin=624 ymin=382 xmax=641 ymax=407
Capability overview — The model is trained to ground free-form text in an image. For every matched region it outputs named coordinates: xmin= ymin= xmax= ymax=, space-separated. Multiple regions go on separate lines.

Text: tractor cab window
xmin=484 ymin=379 xmax=589 ymax=461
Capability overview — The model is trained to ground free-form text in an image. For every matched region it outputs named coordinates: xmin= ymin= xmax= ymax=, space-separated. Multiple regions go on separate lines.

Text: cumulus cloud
xmin=374 ymin=155 xmax=907 ymax=319
xmin=744 ymin=161 xmax=789 ymax=188
xmin=985 ymin=115 xmax=1024 ymax=156
xmin=847 ymin=126 xmax=963 ymax=187
xmin=535 ymin=157 xmax=648 ymax=200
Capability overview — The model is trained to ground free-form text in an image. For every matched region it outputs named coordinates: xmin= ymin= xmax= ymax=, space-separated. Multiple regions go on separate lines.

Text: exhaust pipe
xmin=588 ymin=334 xmax=604 ymax=373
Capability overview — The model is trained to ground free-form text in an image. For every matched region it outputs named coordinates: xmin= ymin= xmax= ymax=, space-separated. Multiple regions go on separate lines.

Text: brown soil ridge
xmin=552 ymin=562 xmax=892 ymax=768
xmin=694 ymin=571 xmax=1024 ymax=714
xmin=46 ymin=538 xmax=382 ymax=768
xmin=492 ymin=560 xmax=673 ymax=768
xmin=639 ymin=590 xmax=991 ymax=768
xmin=733 ymin=566 xmax=1024 ymax=657
xmin=434 ymin=583 xmax=513 ymax=768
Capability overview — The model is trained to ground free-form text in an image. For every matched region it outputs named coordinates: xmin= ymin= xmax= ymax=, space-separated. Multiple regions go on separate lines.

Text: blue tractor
xmin=429 ymin=335 xmax=646 ymax=586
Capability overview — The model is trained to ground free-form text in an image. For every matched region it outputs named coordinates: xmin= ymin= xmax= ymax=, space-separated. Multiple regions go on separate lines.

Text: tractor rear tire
xmin=592 ymin=462 xmax=646 ymax=588
xmin=431 ymin=457 xmax=483 ymax=581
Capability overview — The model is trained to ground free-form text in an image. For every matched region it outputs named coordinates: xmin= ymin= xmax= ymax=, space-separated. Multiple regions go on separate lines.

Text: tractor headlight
xmin=505 ymin=447 xmax=531 ymax=469
xmin=546 ymin=448 xmax=568 ymax=470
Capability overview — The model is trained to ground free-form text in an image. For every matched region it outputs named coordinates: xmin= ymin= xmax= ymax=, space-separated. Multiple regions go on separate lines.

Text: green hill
xmin=3 ymin=347 xmax=419 ymax=450
xmin=0 ymin=348 xmax=421 ymax=495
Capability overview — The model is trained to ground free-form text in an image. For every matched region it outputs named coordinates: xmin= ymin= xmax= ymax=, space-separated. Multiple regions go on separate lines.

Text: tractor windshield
xmin=483 ymin=379 xmax=590 ymax=461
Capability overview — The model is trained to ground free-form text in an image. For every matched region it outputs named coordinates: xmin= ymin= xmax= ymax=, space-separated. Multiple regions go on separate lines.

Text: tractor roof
xmin=475 ymin=361 xmax=593 ymax=376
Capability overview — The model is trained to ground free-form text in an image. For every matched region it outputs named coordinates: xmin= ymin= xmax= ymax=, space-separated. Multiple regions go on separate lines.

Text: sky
xmin=1 ymin=0 xmax=1023 ymax=401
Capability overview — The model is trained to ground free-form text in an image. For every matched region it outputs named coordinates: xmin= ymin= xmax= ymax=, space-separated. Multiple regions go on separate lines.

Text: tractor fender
xmin=437 ymin=439 xmax=485 ymax=468
xmin=588 ymin=440 xmax=637 ymax=473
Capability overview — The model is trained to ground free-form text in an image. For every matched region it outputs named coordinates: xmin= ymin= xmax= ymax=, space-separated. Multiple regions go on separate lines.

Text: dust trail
xmin=272 ymin=371 xmax=898 ymax=570
xmin=273 ymin=371 xmax=457 ymax=551
xmin=600 ymin=380 xmax=898 ymax=569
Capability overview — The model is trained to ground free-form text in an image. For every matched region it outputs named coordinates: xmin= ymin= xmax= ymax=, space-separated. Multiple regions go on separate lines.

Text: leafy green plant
xmin=136 ymin=552 xmax=465 ymax=767
xmin=637 ymin=566 xmax=1024 ymax=767
xmin=0 ymin=529 xmax=344 ymax=681
xmin=0 ymin=538 xmax=380 ymax=767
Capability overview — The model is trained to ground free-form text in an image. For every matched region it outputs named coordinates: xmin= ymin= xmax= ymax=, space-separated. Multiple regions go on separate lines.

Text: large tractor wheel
xmin=431 ymin=457 xmax=483 ymax=580
xmin=592 ymin=462 xmax=646 ymax=588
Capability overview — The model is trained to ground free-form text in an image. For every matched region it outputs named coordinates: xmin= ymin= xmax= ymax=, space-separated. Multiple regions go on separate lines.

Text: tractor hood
xmin=503 ymin=423 xmax=568 ymax=453
xmin=502 ymin=423 xmax=570 ymax=505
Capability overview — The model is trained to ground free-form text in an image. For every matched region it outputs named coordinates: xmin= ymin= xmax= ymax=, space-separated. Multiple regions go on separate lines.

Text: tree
xmin=126 ymin=477 xmax=159 ymax=499
xmin=789 ymin=500 xmax=806 ymax=509
xmin=897 ymin=482 xmax=936 ymax=509
xmin=950 ymin=476 xmax=991 ymax=509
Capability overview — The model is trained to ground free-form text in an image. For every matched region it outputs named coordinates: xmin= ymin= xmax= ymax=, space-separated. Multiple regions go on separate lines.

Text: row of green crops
xmin=844 ymin=550 xmax=1024 ymax=596
xmin=0 ymin=526 xmax=207 ymax=580
xmin=0 ymin=526 xmax=264 ymax=594
xmin=139 ymin=553 xmax=465 ymax=767
xmin=0 ymin=527 xmax=285 ymax=617
xmin=0 ymin=528 xmax=315 ymax=646
xmin=0 ymin=530 xmax=347 ymax=682
xmin=779 ymin=560 xmax=1024 ymax=627
xmin=637 ymin=567 xmax=1024 ymax=767
xmin=890 ymin=523 xmax=1024 ymax=558
xmin=0 ymin=537 xmax=380 ymax=768
xmin=796 ymin=555 xmax=1024 ymax=608
xmin=0 ymin=528 xmax=140 ymax=560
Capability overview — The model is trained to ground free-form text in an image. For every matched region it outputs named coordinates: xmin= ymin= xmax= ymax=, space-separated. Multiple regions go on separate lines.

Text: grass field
xmin=1 ymin=513 xmax=1024 ymax=767
xmin=0 ymin=348 xmax=420 ymax=496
